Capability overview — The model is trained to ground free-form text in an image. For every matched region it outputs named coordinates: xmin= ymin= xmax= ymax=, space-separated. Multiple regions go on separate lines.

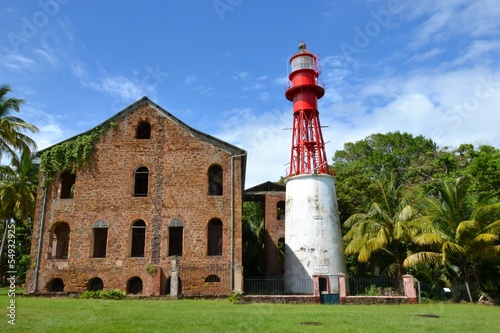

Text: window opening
xmin=169 ymin=227 xmax=183 ymax=256
xmin=136 ymin=121 xmax=151 ymax=139
xmin=277 ymin=201 xmax=286 ymax=220
xmin=60 ymin=171 xmax=76 ymax=199
xmin=131 ymin=220 xmax=146 ymax=257
xmin=50 ymin=223 xmax=70 ymax=259
xmin=87 ymin=277 xmax=104 ymax=291
xmin=207 ymin=219 xmax=222 ymax=256
xmin=205 ymin=275 xmax=221 ymax=283
xmin=208 ymin=165 xmax=223 ymax=195
xmin=127 ymin=277 xmax=143 ymax=294
xmin=49 ymin=278 xmax=64 ymax=292
xmin=92 ymin=220 xmax=108 ymax=258
xmin=134 ymin=166 xmax=149 ymax=197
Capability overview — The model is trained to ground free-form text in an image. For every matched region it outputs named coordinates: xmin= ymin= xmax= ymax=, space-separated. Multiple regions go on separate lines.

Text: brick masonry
xmin=25 ymin=98 xmax=246 ymax=296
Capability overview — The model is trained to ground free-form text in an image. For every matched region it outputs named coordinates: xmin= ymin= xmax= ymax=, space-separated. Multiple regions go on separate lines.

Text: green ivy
xmin=40 ymin=122 xmax=117 ymax=186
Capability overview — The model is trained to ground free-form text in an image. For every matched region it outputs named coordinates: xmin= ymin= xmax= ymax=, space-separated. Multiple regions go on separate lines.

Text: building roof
xmin=244 ymin=181 xmax=285 ymax=195
xmin=38 ymin=96 xmax=247 ymax=185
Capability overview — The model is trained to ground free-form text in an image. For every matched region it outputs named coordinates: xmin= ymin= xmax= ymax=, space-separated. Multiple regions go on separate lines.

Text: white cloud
xmin=184 ymin=75 xmax=197 ymax=85
xmin=2 ymin=52 xmax=36 ymax=70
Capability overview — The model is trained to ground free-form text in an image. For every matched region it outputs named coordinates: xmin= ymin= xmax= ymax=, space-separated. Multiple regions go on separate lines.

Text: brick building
xmin=243 ymin=182 xmax=286 ymax=276
xmin=25 ymin=97 xmax=246 ymax=296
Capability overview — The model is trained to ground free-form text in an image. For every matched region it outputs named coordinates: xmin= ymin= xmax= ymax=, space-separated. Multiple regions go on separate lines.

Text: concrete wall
xmin=25 ymin=99 xmax=245 ymax=296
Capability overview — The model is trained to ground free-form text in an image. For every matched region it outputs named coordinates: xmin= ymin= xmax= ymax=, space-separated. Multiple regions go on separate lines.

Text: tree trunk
xmin=0 ymin=220 xmax=8 ymax=282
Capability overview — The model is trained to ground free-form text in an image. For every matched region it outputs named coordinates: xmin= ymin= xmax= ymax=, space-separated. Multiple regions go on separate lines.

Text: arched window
xmin=204 ymin=275 xmax=221 ymax=283
xmin=60 ymin=170 xmax=76 ymax=199
xmin=49 ymin=222 xmax=70 ymax=259
xmin=208 ymin=165 xmax=223 ymax=195
xmin=127 ymin=276 xmax=143 ymax=294
xmin=131 ymin=220 xmax=146 ymax=257
xmin=168 ymin=219 xmax=183 ymax=256
xmin=87 ymin=277 xmax=104 ymax=291
xmin=92 ymin=219 xmax=108 ymax=258
xmin=277 ymin=201 xmax=286 ymax=220
xmin=134 ymin=166 xmax=149 ymax=197
xmin=48 ymin=278 xmax=64 ymax=292
xmin=136 ymin=121 xmax=151 ymax=139
xmin=207 ymin=219 xmax=222 ymax=256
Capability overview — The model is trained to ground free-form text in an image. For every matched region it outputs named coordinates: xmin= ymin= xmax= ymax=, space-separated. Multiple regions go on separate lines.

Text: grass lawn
xmin=1 ymin=292 xmax=499 ymax=332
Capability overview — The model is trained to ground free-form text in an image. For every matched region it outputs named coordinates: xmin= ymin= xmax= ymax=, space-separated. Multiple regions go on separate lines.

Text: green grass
xmin=1 ymin=293 xmax=499 ymax=332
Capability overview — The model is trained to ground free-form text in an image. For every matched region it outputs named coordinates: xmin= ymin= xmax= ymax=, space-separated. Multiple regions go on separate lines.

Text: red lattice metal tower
xmin=286 ymin=42 xmax=331 ymax=177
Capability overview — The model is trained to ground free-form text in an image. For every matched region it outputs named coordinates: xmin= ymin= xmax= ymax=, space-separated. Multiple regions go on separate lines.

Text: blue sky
xmin=1 ymin=0 xmax=499 ymax=188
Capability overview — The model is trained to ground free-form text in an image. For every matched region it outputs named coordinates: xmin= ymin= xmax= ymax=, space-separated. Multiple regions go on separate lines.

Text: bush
xmin=80 ymin=290 xmax=126 ymax=300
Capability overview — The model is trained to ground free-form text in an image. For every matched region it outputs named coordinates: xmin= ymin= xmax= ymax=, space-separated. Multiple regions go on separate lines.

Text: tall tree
xmin=404 ymin=178 xmax=500 ymax=288
xmin=333 ymin=132 xmax=439 ymax=223
xmin=343 ymin=175 xmax=423 ymax=291
xmin=0 ymin=85 xmax=38 ymax=160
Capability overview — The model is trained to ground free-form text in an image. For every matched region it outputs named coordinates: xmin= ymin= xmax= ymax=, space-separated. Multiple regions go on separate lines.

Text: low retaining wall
xmin=242 ymin=295 xmax=316 ymax=304
xmin=344 ymin=296 xmax=409 ymax=305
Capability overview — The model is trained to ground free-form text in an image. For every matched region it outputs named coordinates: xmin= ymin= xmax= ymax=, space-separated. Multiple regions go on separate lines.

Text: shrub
xmin=79 ymin=290 xmax=126 ymax=300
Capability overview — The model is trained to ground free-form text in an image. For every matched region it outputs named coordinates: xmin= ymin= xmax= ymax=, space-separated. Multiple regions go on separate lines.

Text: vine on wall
xmin=40 ymin=122 xmax=117 ymax=185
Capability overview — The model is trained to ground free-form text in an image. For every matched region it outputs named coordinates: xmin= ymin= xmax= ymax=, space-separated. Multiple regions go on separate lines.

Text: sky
xmin=1 ymin=0 xmax=499 ymax=188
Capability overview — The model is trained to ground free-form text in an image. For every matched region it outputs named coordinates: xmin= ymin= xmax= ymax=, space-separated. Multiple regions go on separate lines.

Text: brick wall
xmin=25 ymin=99 xmax=245 ymax=296
xmin=264 ymin=193 xmax=285 ymax=276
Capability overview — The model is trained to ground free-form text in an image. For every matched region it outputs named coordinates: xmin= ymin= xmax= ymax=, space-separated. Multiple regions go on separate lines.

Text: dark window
xmin=278 ymin=237 xmax=285 ymax=263
xmin=205 ymin=275 xmax=220 ymax=283
xmin=134 ymin=166 xmax=149 ymax=197
xmin=277 ymin=201 xmax=285 ymax=220
xmin=208 ymin=165 xmax=223 ymax=195
xmin=92 ymin=220 xmax=108 ymax=258
xmin=48 ymin=278 xmax=64 ymax=292
xmin=127 ymin=277 xmax=143 ymax=294
xmin=168 ymin=227 xmax=183 ymax=256
xmin=207 ymin=219 xmax=223 ymax=256
xmin=87 ymin=277 xmax=104 ymax=291
xmin=50 ymin=223 xmax=70 ymax=259
xmin=136 ymin=121 xmax=151 ymax=139
xmin=131 ymin=220 xmax=146 ymax=257
xmin=60 ymin=171 xmax=76 ymax=199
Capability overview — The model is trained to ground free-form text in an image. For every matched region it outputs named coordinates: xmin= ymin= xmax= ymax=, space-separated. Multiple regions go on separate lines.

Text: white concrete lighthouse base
xmin=284 ymin=174 xmax=347 ymax=294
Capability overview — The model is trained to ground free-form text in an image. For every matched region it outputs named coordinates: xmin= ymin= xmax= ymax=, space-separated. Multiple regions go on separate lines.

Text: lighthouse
xmin=284 ymin=42 xmax=346 ymax=294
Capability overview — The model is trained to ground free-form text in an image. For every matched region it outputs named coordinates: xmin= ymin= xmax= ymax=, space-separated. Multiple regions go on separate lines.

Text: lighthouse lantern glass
xmin=291 ymin=55 xmax=314 ymax=72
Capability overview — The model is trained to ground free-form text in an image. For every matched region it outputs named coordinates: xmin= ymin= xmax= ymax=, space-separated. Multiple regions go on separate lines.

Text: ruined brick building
xmin=25 ymin=97 xmax=248 ymax=296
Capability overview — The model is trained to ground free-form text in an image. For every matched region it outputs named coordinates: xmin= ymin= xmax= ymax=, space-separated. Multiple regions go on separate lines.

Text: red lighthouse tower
xmin=286 ymin=42 xmax=330 ymax=177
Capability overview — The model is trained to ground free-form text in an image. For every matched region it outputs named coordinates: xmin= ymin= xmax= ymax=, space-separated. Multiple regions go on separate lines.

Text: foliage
xmin=242 ymin=201 xmax=266 ymax=276
xmin=40 ymin=121 xmax=117 ymax=181
xmin=343 ymin=175 xmax=424 ymax=290
xmin=79 ymin=289 xmax=126 ymax=300
xmin=363 ymin=284 xmax=380 ymax=296
xmin=404 ymin=178 xmax=500 ymax=287
xmin=0 ymin=85 xmax=39 ymax=161
xmin=146 ymin=264 xmax=158 ymax=275
xmin=226 ymin=291 xmax=243 ymax=303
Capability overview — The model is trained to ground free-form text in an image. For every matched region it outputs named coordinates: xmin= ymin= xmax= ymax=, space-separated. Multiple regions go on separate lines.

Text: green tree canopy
xmin=0 ymin=85 xmax=38 ymax=161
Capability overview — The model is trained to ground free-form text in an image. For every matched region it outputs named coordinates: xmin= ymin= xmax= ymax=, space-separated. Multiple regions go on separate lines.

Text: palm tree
xmin=0 ymin=153 xmax=40 ymax=272
xmin=0 ymin=85 xmax=38 ymax=160
xmin=404 ymin=178 xmax=500 ymax=287
xmin=343 ymin=175 xmax=423 ymax=292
